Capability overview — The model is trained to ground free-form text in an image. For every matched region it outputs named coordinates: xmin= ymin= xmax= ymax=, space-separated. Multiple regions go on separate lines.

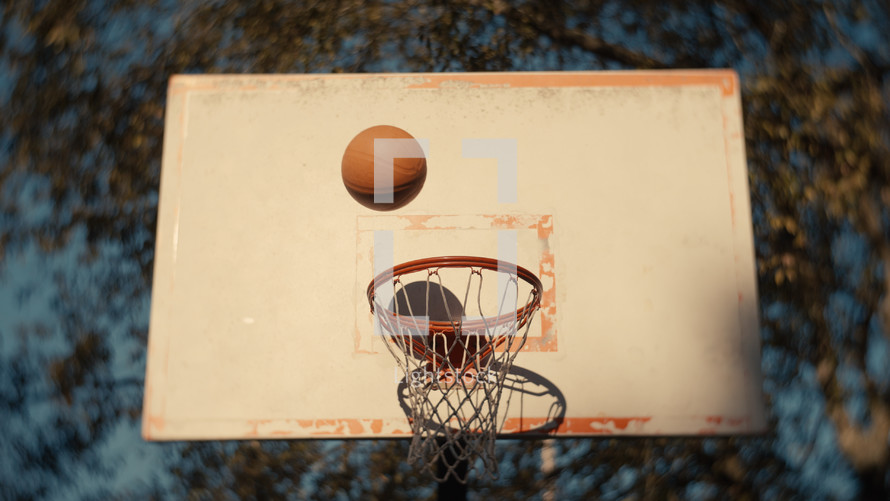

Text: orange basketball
xmin=341 ymin=125 xmax=427 ymax=211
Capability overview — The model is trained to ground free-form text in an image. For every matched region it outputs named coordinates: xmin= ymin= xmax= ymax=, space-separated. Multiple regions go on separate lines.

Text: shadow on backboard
xmin=395 ymin=365 xmax=566 ymax=437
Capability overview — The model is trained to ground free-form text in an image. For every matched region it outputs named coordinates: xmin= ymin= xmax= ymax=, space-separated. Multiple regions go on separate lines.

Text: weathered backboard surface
xmin=143 ymin=71 xmax=766 ymax=440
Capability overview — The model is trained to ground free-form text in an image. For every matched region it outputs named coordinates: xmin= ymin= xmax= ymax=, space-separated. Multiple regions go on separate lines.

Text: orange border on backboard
xmin=151 ymin=414 xmax=760 ymax=439
xmin=167 ymin=70 xmax=738 ymax=97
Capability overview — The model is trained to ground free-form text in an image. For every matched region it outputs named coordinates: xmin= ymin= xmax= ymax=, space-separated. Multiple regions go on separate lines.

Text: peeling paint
xmin=402 ymin=71 xmax=736 ymax=97
xmin=501 ymin=416 xmax=652 ymax=435
xmin=399 ymin=214 xmax=437 ymax=230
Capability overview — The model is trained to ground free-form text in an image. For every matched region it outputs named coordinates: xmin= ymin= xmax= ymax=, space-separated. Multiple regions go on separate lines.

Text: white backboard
xmin=143 ymin=71 xmax=765 ymax=440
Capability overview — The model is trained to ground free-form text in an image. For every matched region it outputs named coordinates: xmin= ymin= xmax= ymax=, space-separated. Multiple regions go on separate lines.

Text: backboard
xmin=143 ymin=71 xmax=766 ymax=441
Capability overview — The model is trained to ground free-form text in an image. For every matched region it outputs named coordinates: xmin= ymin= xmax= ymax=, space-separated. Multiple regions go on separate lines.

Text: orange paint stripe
xmin=148 ymin=414 xmax=755 ymax=439
xmin=502 ymin=416 xmax=653 ymax=435
xmin=403 ymin=71 xmax=737 ymax=96
xmin=168 ymin=70 xmax=738 ymax=97
xmin=239 ymin=417 xmax=656 ymax=437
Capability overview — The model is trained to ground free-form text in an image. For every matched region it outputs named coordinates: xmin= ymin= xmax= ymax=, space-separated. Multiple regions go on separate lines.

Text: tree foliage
xmin=1 ymin=0 xmax=888 ymax=499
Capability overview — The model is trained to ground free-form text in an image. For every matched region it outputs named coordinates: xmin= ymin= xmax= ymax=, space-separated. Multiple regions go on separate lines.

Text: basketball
xmin=341 ymin=125 xmax=426 ymax=211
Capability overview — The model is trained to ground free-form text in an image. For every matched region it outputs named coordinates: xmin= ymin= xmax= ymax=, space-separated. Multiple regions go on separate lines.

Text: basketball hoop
xmin=367 ymin=256 xmax=543 ymax=482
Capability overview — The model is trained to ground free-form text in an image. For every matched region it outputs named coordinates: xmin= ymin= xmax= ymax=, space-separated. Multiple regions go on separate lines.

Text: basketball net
xmin=368 ymin=257 xmax=542 ymax=483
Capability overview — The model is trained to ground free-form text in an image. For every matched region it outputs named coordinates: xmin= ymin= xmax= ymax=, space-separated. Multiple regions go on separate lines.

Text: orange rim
xmin=367 ymin=256 xmax=544 ymax=364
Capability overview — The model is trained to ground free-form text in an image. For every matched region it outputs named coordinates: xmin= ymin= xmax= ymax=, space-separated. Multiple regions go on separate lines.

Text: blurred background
xmin=1 ymin=1 xmax=888 ymax=499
